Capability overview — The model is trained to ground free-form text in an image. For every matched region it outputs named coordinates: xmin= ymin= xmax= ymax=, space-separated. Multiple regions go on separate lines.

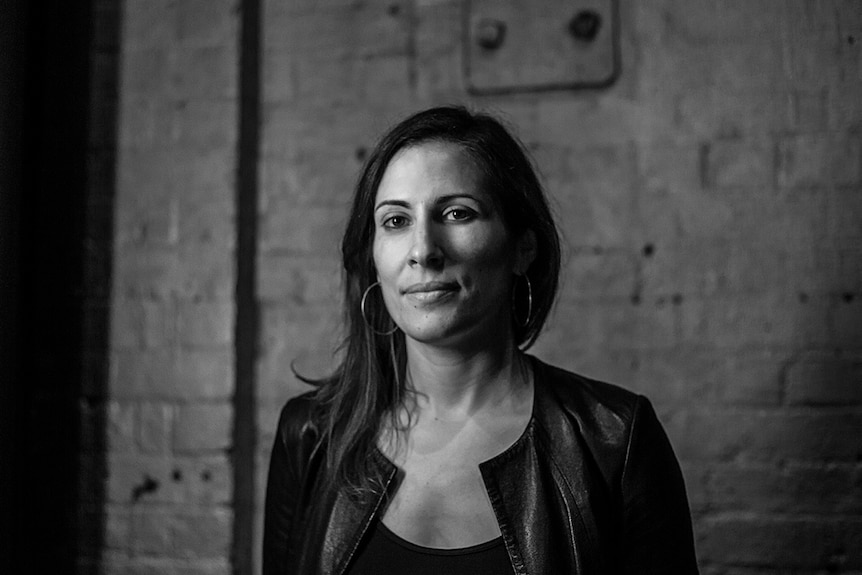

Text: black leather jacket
xmin=263 ymin=357 xmax=699 ymax=574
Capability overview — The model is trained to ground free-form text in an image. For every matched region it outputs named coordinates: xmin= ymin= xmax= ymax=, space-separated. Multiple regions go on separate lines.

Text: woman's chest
xmin=382 ymin=451 xmax=500 ymax=548
xmin=379 ymin=434 xmax=504 ymax=548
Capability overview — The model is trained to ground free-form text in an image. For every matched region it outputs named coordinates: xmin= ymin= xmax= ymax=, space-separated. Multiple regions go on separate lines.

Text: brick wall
xmin=257 ymin=0 xmax=861 ymax=573
xmin=107 ymin=0 xmax=861 ymax=573
xmin=106 ymin=1 xmax=239 ymax=573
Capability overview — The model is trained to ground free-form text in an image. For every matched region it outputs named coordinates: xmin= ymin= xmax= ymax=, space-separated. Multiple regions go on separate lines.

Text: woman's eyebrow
xmin=374 ymin=199 xmax=411 ymax=212
xmin=435 ymin=193 xmax=487 ymax=210
xmin=374 ymin=194 xmax=485 ymax=212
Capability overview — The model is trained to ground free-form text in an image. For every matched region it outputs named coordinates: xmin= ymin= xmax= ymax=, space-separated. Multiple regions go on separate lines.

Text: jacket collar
xmin=319 ymin=355 xmax=602 ymax=574
xmin=319 ymin=448 xmax=398 ymax=575
xmin=479 ymin=356 xmax=604 ymax=574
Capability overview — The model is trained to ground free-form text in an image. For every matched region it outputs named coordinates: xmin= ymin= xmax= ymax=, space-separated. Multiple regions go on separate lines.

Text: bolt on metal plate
xmin=465 ymin=0 xmax=619 ymax=94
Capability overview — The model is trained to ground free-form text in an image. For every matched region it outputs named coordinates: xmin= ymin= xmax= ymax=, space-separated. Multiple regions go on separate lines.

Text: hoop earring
xmin=361 ymin=281 xmax=398 ymax=336
xmin=512 ymin=274 xmax=533 ymax=329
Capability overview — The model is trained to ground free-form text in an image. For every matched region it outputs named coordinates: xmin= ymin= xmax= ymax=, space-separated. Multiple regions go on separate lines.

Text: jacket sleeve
xmin=262 ymin=398 xmax=310 ymax=575
xmin=620 ymin=396 xmax=699 ymax=574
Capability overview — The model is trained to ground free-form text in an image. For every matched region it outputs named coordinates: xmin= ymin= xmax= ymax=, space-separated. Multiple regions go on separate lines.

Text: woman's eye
xmin=382 ymin=215 xmax=409 ymax=229
xmin=443 ymin=207 xmax=476 ymax=222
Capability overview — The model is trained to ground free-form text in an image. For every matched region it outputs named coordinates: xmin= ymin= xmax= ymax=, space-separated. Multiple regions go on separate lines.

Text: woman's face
xmin=372 ymin=141 xmax=535 ymax=348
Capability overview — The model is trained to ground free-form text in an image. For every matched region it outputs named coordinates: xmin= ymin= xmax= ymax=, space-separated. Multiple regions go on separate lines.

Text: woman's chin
xmin=400 ymin=322 xmax=459 ymax=346
xmin=399 ymin=314 xmax=509 ymax=350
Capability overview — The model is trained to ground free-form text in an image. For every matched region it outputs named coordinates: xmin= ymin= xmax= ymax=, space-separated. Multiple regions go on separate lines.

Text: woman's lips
xmin=402 ymin=281 xmax=458 ymax=303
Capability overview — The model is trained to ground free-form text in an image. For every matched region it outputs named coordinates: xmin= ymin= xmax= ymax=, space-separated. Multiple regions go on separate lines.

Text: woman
xmin=263 ymin=106 xmax=699 ymax=574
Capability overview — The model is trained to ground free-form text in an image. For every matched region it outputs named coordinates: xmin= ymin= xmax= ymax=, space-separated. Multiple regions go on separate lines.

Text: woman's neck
xmin=403 ymin=336 xmax=530 ymax=421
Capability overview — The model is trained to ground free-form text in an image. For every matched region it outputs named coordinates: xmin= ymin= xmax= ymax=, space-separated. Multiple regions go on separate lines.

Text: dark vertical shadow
xmin=78 ymin=0 xmax=121 ymax=572
xmin=3 ymin=0 xmax=119 ymax=572
xmin=234 ymin=0 xmax=261 ymax=573
xmin=0 ymin=0 xmax=27 ymax=571
xmin=16 ymin=0 xmax=94 ymax=572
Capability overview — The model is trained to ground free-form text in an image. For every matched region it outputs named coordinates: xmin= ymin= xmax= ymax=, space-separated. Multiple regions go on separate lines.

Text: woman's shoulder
xmin=530 ymin=355 xmax=664 ymax=482
xmin=531 ymin=355 xmax=645 ymax=425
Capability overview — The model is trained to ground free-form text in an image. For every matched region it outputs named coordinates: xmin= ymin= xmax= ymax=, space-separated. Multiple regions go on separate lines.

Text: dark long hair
xmin=305 ymin=106 xmax=561 ymax=496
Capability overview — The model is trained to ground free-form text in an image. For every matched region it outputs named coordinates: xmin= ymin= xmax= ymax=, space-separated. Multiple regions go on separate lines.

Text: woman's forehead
xmin=375 ymin=142 xmax=485 ymax=204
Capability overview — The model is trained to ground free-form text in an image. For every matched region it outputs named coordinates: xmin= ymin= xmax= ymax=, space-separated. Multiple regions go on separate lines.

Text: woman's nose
xmin=408 ymin=220 xmax=444 ymax=268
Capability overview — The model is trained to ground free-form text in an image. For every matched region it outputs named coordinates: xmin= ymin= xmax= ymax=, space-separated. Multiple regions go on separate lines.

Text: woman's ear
xmin=513 ymin=229 xmax=538 ymax=275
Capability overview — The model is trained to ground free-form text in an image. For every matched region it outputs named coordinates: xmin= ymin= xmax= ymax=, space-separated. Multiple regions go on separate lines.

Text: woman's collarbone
xmin=382 ymin=460 xmax=500 ymax=548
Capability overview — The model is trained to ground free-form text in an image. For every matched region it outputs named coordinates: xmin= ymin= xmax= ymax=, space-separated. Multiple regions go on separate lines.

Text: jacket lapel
xmin=318 ymin=450 xmax=398 ymax=575
xmin=479 ymin=359 xmax=605 ymax=575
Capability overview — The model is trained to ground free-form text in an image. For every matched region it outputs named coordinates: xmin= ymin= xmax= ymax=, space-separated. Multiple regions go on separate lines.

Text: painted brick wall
xmin=106 ymin=1 xmax=239 ymax=573
xmin=103 ymin=0 xmax=861 ymax=572
xmin=257 ymin=1 xmax=862 ymax=573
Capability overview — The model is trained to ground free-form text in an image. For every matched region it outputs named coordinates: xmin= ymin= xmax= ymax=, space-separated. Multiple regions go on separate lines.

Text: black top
xmin=347 ymin=520 xmax=515 ymax=575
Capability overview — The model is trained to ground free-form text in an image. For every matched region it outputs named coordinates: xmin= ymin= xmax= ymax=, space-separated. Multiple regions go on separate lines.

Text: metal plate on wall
xmin=465 ymin=0 xmax=618 ymax=94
